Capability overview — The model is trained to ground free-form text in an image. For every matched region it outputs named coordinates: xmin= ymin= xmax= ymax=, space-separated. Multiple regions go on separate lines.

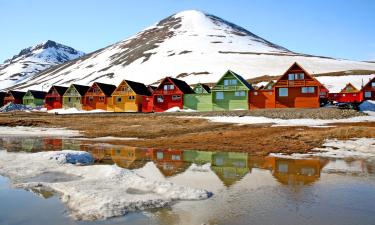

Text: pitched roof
xmin=125 ymin=80 xmax=151 ymax=96
xmin=340 ymin=83 xmax=360 ymax=93
xmin=316 ymin=75 xmax=374 ymax=93
xmin=94 ymin=82 xmax=116 ymax=96
xmin=72 ymin=84 xmax=90 ymax=96
xmin=362 ymin=76 xmax=375 ymax=90
xmin=52 ymin=86 xmax=68 ymax=96
xmin=199 ymin=83 xmax=211 ymax=93
xmin=168 ymin=77 xmax=195 ymax=94
xmin=9 ymin=91 xmax=26 ymax=99
xmin=28 ymin=90 xmax=47 ymax=99
xmin=227 ymin=70 xmax=253 ymax=90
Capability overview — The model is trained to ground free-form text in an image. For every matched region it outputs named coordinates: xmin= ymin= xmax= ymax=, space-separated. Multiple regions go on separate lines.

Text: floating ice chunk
xmin=0 ymin=150 xmax=211 ymax=220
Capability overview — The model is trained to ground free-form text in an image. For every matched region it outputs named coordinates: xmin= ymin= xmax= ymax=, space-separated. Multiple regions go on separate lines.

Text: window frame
xmin=216 ymin=91 xmax=224 ymax=100
xmin=278 ymin=88 xmax=288 ymax=97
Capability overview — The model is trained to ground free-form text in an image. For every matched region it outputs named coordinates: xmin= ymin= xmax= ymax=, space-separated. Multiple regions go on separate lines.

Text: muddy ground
xmin=0 ymin=108 xmax=374 ymax=155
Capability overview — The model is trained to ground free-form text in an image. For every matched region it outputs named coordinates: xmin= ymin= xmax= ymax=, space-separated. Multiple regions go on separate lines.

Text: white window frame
xmin=279 ymin=88 xmax=288 ymax=97
xmin=156 ymin=96 xmax=164 ymax=103
xmin=172 ymin=95 xmax=181 ymax=101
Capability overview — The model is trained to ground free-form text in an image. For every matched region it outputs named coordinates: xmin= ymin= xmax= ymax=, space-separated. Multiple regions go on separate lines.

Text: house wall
xmin=249 ymin=90 xmax=275 ymax=109
xmin=45 ymin=96 xmax=63 ymax=110
xmin=82 ymin=95 xmax=109 ymax=111
xmin=111 ymin=94 xmax=143 ymax=112
xmin=141 ymin=96 xmax=153 ymax=112
xmin=183 ymin=93 xmax=212 ymax=111
xmin=212 ymin=91 xmax=249 ymax=111
xmin=153 ymin=94 xmax=183 ymax=112
xmin=334 ymin=92 xmax=363 ymax=103
xmin=63 ymin=96 xmax=83 ymax=109
xmin=23 ymin=97 xmax=44 ymax=107
xmin=362 ymin=82 xmax=375 ymax=100
xmin=275 ymin=87 xmax=320 ymax=108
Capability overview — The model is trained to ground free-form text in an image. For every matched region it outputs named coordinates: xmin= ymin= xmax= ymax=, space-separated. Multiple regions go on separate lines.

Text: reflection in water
xmin=0 ymin=136 xmax=363 ymax=188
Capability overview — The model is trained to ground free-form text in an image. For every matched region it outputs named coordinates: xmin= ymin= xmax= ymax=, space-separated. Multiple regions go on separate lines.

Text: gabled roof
xmin=215 ymin=70 xmax=253 ymax=90
xmin=361 ymin=76 xmax=375 ymax=90
xmin=275 ymin=62 xmax=324 ymax=87
xmin=8 ymin=91 xmax=26 ymax=99
xmin=194 ymin=83 xmax=211 ymax=93
xmin=124 ymin=80 xmax=151 ymax=96
xmin=147 ymin=85 xmax=157 ymax=91
xmin=26 ymin=90 xmax=47 ymax=99
xmin=93 ymin=82 xmax=116 ymax=96
xmin=49 ymin=86 xmax=68 ymax=96
xmin=72 ymin=84 xmax=90 ymax=96
xmin=262 ymin=81 xmax=275 ymax=90
xmin=340 ymin=83 xmax=360 ymax=93
xmin=156 ymin=77 xmax=194 ymax=94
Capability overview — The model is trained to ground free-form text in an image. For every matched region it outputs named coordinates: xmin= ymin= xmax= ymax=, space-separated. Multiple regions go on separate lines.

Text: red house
xmin=362 ymin=76 xmax=375 ymax=101
xmin=333 ymin=83 xmax=363 ymax=103
xmin=153 ymin=149 xmax=189 ymax=177
xmin=44 ymin=86 xmax=68 ymax=110
xmin=152 ymin=77 xmax=194 ymax=112
xmin=273 ymin=63 xmax=324 ymax=108
xmin=3 ymin=91 xmax=26 ymax=105
xmin=82 ymin=82 xmax=116 ymax=111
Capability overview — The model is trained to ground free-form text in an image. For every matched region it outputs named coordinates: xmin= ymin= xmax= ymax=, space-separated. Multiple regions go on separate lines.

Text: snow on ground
xmin=164 ymin=106 xmax=196 ymax=113
xmin=195 ymin=112 xmax=375 ymax=127
xmin=47 ymin=108 xmax=107 ymax=114
xmin=0 ymin=126 xmax=80 ymax=137
xmin=0 ymin=150 xmax=212 ymax=220
xmin=359 ymin=100 xmax=375 ymax=112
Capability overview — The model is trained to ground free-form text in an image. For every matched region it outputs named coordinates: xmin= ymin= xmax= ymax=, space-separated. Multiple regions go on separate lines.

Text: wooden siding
xmin=275 ymin=87 xmax=320 ymax=108
xmin=63 ymin=86 xmax=84 ymax=109
xmin=183 ymin=93 xmax=212 ymax=111
xmin=362 ymin=77 xmax=375 ymax=101
xmin=249 ymin=90 xmax=275 ymax=109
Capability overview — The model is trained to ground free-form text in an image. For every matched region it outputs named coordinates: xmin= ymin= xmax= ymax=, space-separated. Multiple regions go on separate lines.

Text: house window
xmin=253 ymin=92 xmax=258 ymax=96
xmin=68 ymin=97 xmax=71 ymax=102
xmin=164 ymin=84 xmax=174 ymax=91
xmin=301 ymin=87 xmax=315 ymax=94
xmin=99 ymin=96 xmax=105 ymax=102
xmin=224 ymin=79 xmax=237 ymax=86
xmin=365 ymin=91 xmax=371 ymax=98
xmin=172 ymin=95 xmax=181 ymax=101
xmin=88 ymin=96 xmax=93 ymax=102
xmin=216 ymin=92 xmax=224 ymax=100
xmin=116 ymin=97 xmax=122 ymax=102
xmin=234 ymin=91 xmax=246 ymax=96
xmin=171 ymin=155 xmax=181 ymax=161
xmin=156 ymin=96 xmax=164 ymax=103
xmin=128 ymin=96 xmax=135 ymax=100
xmin=320 ymin=92 xmax=326 ymax=96
xmin=279 ymin=88 xmax=288 ymax=97
xmin=157 ymin=152 xmax=163 ymax=160
xmin=288 ymin=73 xmax=304 ymax=80
xmin=372 ymin=82 xmax=375 ymax=87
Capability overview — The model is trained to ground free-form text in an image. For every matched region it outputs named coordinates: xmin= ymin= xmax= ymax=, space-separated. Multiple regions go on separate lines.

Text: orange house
xmin=82 ymin=82 xmax=116 ymax=111
xmin=362 ymin=76 xmax=375 ymax=101
xmin=249 ymin=81 xmax=275 ymax=109
xmin=274 ymin=62 xmax=324 ymax=108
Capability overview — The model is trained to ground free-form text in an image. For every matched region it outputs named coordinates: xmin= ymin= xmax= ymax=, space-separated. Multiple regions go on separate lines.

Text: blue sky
xmin=1 ymin=0 xmax=374 ymax=62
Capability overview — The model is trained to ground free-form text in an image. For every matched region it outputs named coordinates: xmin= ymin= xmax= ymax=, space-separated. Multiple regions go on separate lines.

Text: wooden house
xmin=3 ymin=91 xmax=26 ymax=105
xmin=62 ymin=84 xmax=90 ymax=110
xmin=184 ymin=83 xmax=212 ymax=111
xmin=0 ymin=91 xmax=6 ymax=107
xmin=362 ymin=76 xmax=375 ymax=101
xmin=82 ymin=82 xmax=116 ymax=111
xmin=333 ymin=83 xmax=363 ymax=103
xmin=44 ymin=86 xmax=68 ymax=110
xmin=274 ymin=62 xmax=323 ymax=108
xmin=249 ymin=81 xmax=275 ymax=109
xmin=23 ymin=90 xmax=47 ymax=107
xmin=108 ymin=80 xmax=152 ymax=112
xmin=153 ymin=149 xmax=190 ymax=177
xmin=152 ymin=77 xmax=194 ymax=112
xmin=211 ymin=70 xmax=253 ymax=111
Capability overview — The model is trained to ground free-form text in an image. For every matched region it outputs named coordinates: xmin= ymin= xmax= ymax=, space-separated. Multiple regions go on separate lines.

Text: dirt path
xmin=0 ymin=109 xmax=374 ymax=154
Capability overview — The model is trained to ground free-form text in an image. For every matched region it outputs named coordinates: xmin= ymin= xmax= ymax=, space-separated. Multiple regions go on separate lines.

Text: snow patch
xmin=0 ymin=126 xmax=80 ymax=137
xmin=0 ymin=150 xmax=212 ymax=220
xmin=164 ymin=106 xmax=196 ymax=112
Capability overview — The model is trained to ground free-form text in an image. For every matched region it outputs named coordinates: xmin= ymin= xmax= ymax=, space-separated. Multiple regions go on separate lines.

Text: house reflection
xmin=153 ymin=149 xmax=191 ymax=177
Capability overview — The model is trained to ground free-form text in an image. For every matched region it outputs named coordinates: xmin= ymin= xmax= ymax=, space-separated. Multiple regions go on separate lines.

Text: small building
xmin=108 ymin=80 xmax=151 ymax=112
xmin=183 ymin=83 xmax=212 ymax=111
xmin=211 ymin=70 xmax=253 ymax=111
xmin=82 ymin=82 xmax=116 ymax=111
xmin=152 ymin=77 xmax=194 ymax=112
xmin=274 ymin=63 xmax=323 ymax=108
xmin=62 ymin=84 xmax=90 ymax=110
xmin=3 ymin=91 xmax=26 ymax=105
xmin=23 ymin=90 xmax=47 ymax=107
xmin=44 ymin=86 xmax=68 ymax=110
xmin=334 ymin=83 xmax=363 ymax=103
xmin=249 ymin=81 xmax=275 ymax=109
xmin=0 ymin=91 xmax=6 ymax=107
xmin=362 ymin=76 xmax=375 ymax=101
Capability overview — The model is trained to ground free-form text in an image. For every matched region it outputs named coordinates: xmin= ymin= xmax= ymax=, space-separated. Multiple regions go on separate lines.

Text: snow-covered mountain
xmin=5 ymin=10 xmax=375 ymax=91
xmin=0 ymin=40 xmax=84 ymax=89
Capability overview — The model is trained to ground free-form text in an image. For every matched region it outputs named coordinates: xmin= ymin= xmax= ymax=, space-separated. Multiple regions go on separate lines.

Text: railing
xmin=153 ymin=90 xmax=180 ymax=95
xmin=276 ymin=79 xmax=317 ymax=87
xmin=212 ymin=85 xmax=248 ymax=91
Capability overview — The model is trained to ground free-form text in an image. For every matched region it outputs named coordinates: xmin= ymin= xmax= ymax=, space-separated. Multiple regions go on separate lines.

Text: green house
xmin=183 ymin=150 xmax=212 ymax=165
xmin=211 ymin=70 xmax=253 ymax=111
xmin=183 ymin=83 xmax=212 ymax=111
xmin=23 ymin=90 xmax=47 ymax=107
xmin=62 ymin=84 xmax=90 ymax=109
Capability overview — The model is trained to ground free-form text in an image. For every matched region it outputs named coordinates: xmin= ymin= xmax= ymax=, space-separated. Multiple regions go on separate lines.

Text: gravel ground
xmin=164 ymin=108 xmax=365 ymax=120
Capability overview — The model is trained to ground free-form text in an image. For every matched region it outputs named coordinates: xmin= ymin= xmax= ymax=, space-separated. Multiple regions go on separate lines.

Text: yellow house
xmin=108 ymin=80 xmax=151 ymax=112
